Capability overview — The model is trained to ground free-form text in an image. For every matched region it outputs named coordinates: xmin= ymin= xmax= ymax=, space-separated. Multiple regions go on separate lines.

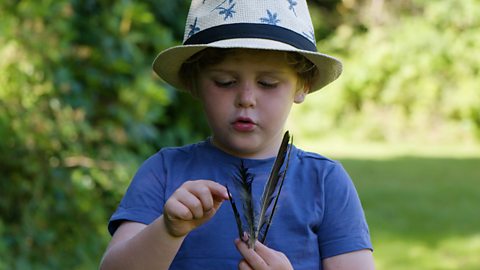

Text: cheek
xmin=200 ymin=93 xmax=229 ymax=124
xmin=261 ymin=95 xmax=294 ymax=121
xmin=202 ymin=98 xmax=220 ymax=118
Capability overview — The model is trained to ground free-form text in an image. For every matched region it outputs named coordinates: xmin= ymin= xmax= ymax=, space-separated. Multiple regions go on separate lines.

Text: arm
xmin=99 ymin=218 xmax=184 ymax=270
xmin=318 ymin=163 xmax=374 ymax=269
xmin=99 ymin=180 xmax=229 ymax=270
xmin=322 ymin=249 xmax=375 ymax=270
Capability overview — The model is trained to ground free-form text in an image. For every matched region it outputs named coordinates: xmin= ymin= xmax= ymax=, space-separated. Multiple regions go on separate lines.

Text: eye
xmin=258 ymin=80 xmax=279 ymax=88
xmin=211 ymin=74 xmax=236 ymax=88
xmin=214 ymin=80 xmax=236 ymax=88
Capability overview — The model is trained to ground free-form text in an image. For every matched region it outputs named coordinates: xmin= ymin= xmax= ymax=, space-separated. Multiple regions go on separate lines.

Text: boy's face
xmin=197 ymin=49 xmax=307 ymax=159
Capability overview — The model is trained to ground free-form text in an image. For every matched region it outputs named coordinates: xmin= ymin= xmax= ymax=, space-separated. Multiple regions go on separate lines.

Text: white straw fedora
xmin=152 ymin=0 xmax=343 ymax=93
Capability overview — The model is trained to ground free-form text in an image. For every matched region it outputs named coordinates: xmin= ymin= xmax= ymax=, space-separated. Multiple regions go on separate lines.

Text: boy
xmin=100 ymin=1 xmax=374 ymax=269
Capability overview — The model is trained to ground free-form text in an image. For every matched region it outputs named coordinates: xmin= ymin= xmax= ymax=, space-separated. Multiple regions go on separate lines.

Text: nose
xmin=235 ymin=83 xmax=256 ymax=108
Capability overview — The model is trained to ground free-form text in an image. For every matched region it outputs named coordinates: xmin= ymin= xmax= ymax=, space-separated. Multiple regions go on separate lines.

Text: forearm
xmin=100 ymin=216 xmax=185 ymax=270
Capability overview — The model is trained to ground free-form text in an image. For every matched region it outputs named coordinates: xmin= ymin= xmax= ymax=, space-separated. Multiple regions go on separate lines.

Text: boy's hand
xmin=163 ymin=180 xmax=229 ymax=237
xmin=235 ymin=239 xmax=293 ymax=270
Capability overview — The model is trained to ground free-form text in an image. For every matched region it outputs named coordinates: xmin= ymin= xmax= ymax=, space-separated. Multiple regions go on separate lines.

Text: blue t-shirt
xmin=109 ymin=139 xmax=372 ymax=269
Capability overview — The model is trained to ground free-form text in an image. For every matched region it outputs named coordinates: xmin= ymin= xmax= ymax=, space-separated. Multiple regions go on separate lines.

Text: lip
xmin=232 ymin=117 xmax=256 ymax=132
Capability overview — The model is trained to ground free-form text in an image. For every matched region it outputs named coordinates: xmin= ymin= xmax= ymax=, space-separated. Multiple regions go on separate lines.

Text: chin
xmin=216 ymin=136 xmax=262 ymax=157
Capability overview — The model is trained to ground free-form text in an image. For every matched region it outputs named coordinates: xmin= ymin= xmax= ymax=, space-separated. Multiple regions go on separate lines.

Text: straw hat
xmin=152 ymin=0 xmax=342 ymax=93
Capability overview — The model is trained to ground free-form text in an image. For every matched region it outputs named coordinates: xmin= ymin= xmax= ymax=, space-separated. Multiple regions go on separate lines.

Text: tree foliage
xmin=0 ymin=0 xmax=204 ymax=268
xmin=292 ymin=0 xmax=480 ymax=143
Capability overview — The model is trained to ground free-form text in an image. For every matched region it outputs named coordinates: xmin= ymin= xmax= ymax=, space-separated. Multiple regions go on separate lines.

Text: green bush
xmin=0 ymin=0 xmax=208 ymax=268
xmin=292 ymin=0 xmax=480 ymax=143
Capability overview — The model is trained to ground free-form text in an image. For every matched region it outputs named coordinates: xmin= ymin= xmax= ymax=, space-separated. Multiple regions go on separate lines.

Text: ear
xmin=294 ymin=85 xmax=309 ymax=104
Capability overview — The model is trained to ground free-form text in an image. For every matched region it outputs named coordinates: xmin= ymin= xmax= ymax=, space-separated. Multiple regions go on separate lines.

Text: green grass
xmin=294 ymin=139 xmax=480 ymax=269
xmin=342 ymin=156 xmax=480 ymax=270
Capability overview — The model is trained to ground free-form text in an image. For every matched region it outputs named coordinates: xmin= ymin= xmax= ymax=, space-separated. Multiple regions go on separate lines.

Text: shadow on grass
xmin=339 ymin=156 xmax=480 ymax=245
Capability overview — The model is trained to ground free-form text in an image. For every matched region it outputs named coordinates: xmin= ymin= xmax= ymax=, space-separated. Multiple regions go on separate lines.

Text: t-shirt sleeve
xmin=108 ymin=152 xmax=166 ymax=235
xmin=317 ymin=161 xmax=372 ymax=259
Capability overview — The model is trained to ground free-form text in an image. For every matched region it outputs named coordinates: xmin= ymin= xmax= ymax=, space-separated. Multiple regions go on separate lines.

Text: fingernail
xmin=241 ymin=232 xmax=250 ymax=242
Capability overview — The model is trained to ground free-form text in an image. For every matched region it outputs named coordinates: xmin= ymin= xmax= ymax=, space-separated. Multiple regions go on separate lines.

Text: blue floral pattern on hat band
xmin=260 ymin=10 xmax=280 ymax=25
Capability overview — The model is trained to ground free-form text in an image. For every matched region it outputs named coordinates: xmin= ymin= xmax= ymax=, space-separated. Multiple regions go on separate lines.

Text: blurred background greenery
xmin=0 ymin=0 xmax=479 ymax=269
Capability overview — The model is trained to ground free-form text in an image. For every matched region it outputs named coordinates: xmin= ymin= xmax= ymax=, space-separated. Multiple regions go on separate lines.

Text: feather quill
xmin=255 ymin=131 xmax=291 ymax=243
xmin=226 ymin=185 xmax=243 ymax=240
xmin=259 ymin=136 xmax=293 ymax=243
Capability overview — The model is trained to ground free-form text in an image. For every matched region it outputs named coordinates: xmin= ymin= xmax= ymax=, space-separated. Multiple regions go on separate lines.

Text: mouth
xmin=232 ymin=117 xmax=256 ymax=132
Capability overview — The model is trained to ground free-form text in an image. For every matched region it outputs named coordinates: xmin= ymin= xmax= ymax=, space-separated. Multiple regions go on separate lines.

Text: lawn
xmin=297 ymin=140 xmax=480 ymax=270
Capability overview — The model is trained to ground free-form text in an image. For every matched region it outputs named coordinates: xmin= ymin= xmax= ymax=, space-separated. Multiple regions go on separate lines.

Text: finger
xmin=183 ymin=180 xmax=229 ymax=202
xmin=184 ymin=180 xmax=228 ymax=212
xmin=238 ymin=259 xmax=254 ymax=270
xmin=175 ymin=188 xmax=204 ymax=219
xmin=252 ymin=240 xmax=278 ymax=262
xmin=164 ymin=198 xmax=193 ymax=220
xmin=253 ymin=241 xmax=292 ymax=269
xmin=177 ymin=180 xmax=228 ymax=218
xmin=189 ymin=183 xmax=215 ymax=212
xmin=199 ymin=180 xmax=229 ymax=201
xmin=235 ymin=239 xmax=268 ymax=270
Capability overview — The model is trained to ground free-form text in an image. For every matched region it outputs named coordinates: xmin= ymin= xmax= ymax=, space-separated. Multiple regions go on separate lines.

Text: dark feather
xmin=226 ymin=185 xmax=243 ymax=239
xmin=233 ymin=160 xmax=256 ymax=248
xmin=259 ymin=136 xmax=293 ymax=243
xmin=255 ymin=131 xmax=291 ymax=242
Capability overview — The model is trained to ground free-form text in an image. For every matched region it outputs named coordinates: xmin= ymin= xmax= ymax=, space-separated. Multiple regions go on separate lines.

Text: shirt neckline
xmin=202 ymin=137 xmax=278 ymax=168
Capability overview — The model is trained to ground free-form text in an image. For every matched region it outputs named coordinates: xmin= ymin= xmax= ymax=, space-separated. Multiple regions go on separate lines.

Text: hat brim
xmin=152 ymin=38 xmax=342 ymax=93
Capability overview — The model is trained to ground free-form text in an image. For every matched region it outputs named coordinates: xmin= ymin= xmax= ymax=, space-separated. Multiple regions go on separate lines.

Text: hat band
xmin=184 ymin=23 xmax=317 ymax=52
